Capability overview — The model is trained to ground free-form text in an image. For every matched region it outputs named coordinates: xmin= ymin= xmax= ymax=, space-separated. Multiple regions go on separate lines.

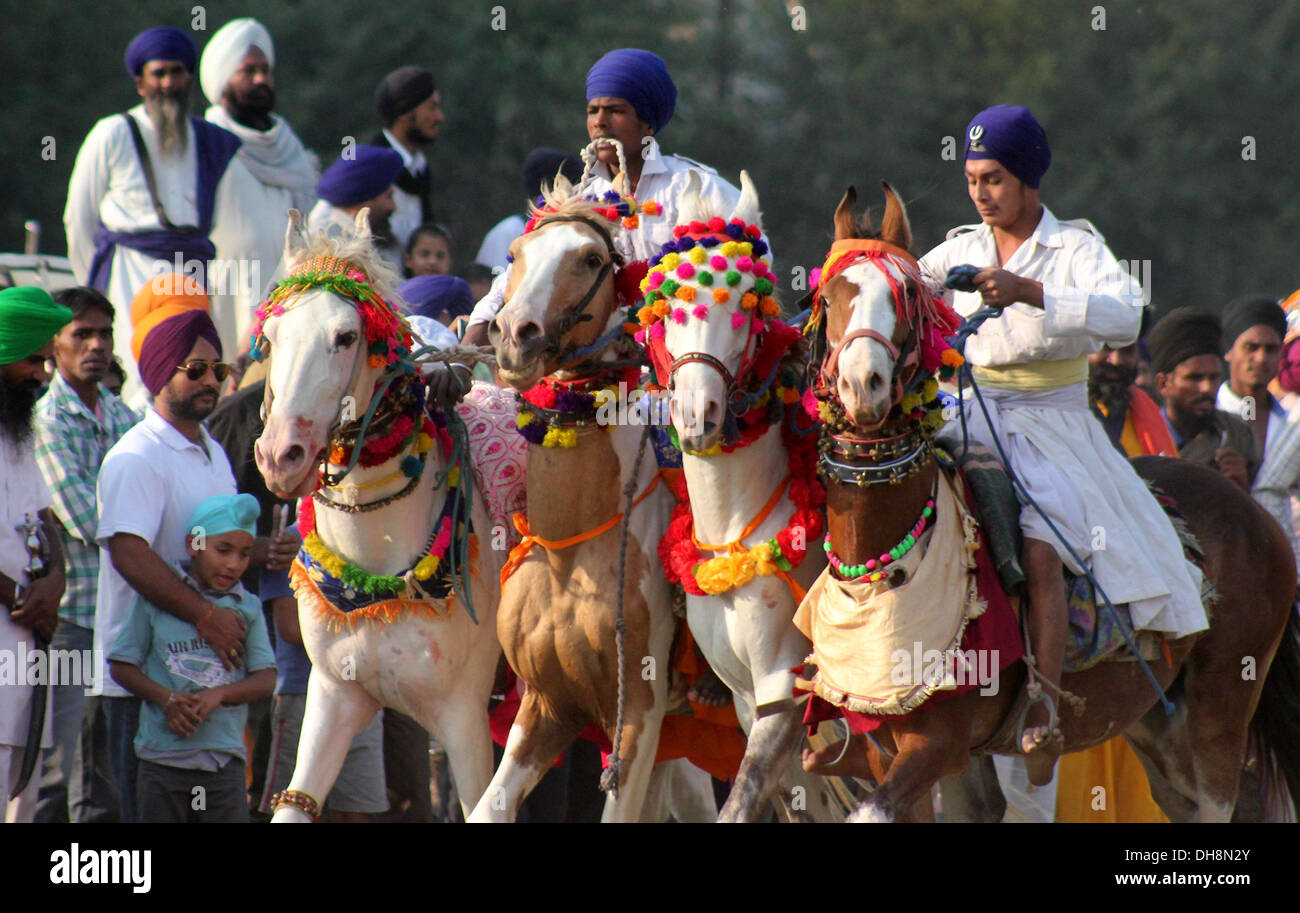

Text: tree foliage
xmin=4 ymin=0 xmax=1297 ymax=315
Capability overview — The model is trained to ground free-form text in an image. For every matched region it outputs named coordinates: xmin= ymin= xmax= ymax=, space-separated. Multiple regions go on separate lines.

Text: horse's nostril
xmin=285 ymin=444 xmax=304 ymax=464
xmin=869 ymin=372 xmax=885 ymax=392
xmin=517 ymin=322 xmax=542 ymax=343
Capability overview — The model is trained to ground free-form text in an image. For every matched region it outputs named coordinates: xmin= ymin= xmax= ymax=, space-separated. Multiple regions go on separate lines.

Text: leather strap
xmin=121 ymin=113 xmax=199 ymax=234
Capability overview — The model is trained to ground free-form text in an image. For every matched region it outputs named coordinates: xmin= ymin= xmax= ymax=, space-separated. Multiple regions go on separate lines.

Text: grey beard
xmin=146 ymin=92 xmax=190 ymax=156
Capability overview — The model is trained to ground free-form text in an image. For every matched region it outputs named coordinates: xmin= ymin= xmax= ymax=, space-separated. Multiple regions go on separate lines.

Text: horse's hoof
xmin=847 ymin=802 xmax=894 ymax=823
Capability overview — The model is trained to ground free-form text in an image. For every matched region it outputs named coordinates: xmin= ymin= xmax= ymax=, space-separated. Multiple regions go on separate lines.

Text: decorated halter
xmin=803 ymin=240 xmax=965 ymax=485
xmin=512 ymin=190 xmax=659 ymax=448
xmin=631 ymin=216 xmax=808 ymax=454
xmin=249 ymin=255 xmax=424 ymax=487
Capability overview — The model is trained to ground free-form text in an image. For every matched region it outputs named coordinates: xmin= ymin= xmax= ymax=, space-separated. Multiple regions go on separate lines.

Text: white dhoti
xmin=957 ymin=382 xmax=1206 ymax=639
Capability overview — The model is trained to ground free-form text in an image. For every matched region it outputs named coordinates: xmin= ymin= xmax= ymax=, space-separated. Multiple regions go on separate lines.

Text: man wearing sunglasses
xmin=92 ymin=275 xmax=295 ymax=822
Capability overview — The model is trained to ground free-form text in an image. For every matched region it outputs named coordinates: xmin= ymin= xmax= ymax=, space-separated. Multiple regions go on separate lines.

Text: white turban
xmin=200 ymin=18 xmax=274 ymax=104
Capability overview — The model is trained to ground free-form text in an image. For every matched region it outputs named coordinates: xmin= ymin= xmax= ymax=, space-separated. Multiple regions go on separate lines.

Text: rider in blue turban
xmin=585 ymin=48 xmax=677 ymax=134
xmin=124 ymin=26 xmax=198 ymax=77
xmin=963 ymin=104 xmax=1052 ymax=189
xmin=316 ymin=146 xmax=405 ymax=207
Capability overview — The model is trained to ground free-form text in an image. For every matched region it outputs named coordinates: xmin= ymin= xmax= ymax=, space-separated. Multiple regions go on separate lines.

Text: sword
xmin=10 ymin=513 xmax=51 ymax=801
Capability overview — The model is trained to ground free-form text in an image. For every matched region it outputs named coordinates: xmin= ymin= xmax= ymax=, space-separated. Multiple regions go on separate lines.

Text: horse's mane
xmin=287 ymin=229 xmax=404 ymax=304
xmin=528 ymin=188 xmax=611 ymax=225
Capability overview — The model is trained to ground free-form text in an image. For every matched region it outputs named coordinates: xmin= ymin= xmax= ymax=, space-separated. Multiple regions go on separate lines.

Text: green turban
xmin=0 ymin=286 xmax=73 ymax=364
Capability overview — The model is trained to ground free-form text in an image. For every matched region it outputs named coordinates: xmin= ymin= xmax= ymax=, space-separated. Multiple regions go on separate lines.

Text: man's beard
xmin=226 ymin=85 xmax=275 ymax=128
xmin=408 ymin=122 xmax=438 ymax=146
xmin=171 ymin=387 xmax=219 ymax=422
xmin=0 ymin=378 xmax=41 ymax=447
xmin=145 ymin=90 xmax=190 ymax=155
xmin=1088 ymin=363 xmax=1137 ymax=418
xmin=1169 ymin=399 xmax=1217 ymax=437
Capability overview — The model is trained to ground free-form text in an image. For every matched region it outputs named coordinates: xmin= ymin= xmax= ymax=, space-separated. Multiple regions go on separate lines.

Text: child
xmin=109 ymin=493 xmax=276 ymax=823
xmin=404 ymin=223 xmax=454 ymax=277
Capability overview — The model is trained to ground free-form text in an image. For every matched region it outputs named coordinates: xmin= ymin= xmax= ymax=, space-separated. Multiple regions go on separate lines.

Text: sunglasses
xmin=176 ymin=360 xmax=233 ymax=383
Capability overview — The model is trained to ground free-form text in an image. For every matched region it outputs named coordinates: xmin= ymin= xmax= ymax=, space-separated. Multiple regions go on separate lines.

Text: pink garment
xmin=455 ymin=383 xmax=527 ymax=548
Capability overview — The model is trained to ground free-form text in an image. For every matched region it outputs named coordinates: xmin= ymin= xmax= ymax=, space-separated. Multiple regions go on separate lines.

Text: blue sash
xmin=88 ymin=115 xmax=241 ymax=292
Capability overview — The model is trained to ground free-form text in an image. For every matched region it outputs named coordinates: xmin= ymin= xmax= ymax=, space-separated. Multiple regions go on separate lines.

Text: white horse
xmin=644 ymin=171 xmax=846 ymax=821
xmin=254 ymin=210 xmax=504 ymax=821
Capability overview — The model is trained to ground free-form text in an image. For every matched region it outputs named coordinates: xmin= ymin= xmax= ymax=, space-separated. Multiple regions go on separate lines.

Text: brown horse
xmin=800 ymin=182 xmax=1300 ymax=822
xmin=470 ymin=177 xmax=682 ymax=822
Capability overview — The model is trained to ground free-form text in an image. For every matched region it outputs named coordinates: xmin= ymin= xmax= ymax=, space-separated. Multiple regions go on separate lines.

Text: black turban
xmin=375 ymin=66 xmax=436 ymax=123
xmin=522 ymin=147 xmax=582 ymax=198
xmin=1221 ymin=294 xmax=1286 ymax=353
xmin=1147 ymin=308 xmax=1222 ymax=376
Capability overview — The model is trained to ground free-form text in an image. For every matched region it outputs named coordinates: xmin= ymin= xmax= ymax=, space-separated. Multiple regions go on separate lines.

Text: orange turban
xmin=130 ymin=273 xmax=211 ymax=362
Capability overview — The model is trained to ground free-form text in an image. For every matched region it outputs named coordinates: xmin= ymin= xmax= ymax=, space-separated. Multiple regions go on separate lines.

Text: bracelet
xmin=200 ymin=603 xmax=216 ymax=630
xmin=166 ymin=691 xmax=177 ymax=706
xmin=270 ymin=789 xmax=321 ymax=822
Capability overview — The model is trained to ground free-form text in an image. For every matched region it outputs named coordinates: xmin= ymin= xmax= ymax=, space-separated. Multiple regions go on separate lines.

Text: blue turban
xmin=963 ymin=105 xmax=1052 ymax=189
xmin=125 ymin=26 xmax=198 ymax=78
xmin=399 ymin=276 xmax=475 ymax=322
xmin=188 ymin=493 xmax=261 ymax=540
xmin=316 ymin=146 xmax=404 ymax=207
xmin=586 ymin=49 xmax=677 ymax=134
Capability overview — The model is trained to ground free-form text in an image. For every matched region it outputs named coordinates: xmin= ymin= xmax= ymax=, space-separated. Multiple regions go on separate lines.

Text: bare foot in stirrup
xmin=801 ymin=737 xmax=874 ymax=780
xmin=1021 ymin=725 xmax=1064 ymax=786
xmin=687 ymin=666 xmax=732 ymax=708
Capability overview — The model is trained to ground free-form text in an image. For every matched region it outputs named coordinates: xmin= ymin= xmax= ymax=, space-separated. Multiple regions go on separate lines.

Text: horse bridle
xmin=524 ymin=213 xmax=627 ymax=369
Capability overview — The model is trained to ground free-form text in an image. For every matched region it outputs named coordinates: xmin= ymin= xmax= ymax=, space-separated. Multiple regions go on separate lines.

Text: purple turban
xmin=586 ymin=49 xmax=677 ymax=134
xmin=137 ymin=308 xmax=222 ymax=396
xmin=316 ymin=146 xmax=404 ymax=207
xmin=399 ymin=276 xmax=475 ymax=322
xmin=963 ymin=105 xmax=1052 ymax=189
xmin=125 ymin=26 xmax=198 ymax=78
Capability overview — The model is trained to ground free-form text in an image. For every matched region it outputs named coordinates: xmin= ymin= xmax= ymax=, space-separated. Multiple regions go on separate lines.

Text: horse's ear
xmin=676 ymin=170 xmax=704 ymax=225
xmin=729 ymin=170 xmax=762 ymax=232
xmin=551 ymin=171 xmax=572 ymax=201
xmin=879 ymin=180 xmax=913 ymax=251
xmin=611 ymin=170 xmax=632 ymax=198
xmin=352 ymin=207 xmax=372 ymax=242
xmin=833 ymin=185 xmax=859 ymax=241
xmin=284 ymin=208 xmax=308 ymax=263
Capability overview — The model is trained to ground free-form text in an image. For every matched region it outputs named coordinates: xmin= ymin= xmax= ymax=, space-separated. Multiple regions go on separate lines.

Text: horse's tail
xmin=1250 ymin=607 xmax=1300 ymax=820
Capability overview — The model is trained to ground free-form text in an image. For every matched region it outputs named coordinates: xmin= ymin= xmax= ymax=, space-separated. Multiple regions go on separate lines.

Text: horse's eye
xmin=334 ymin=330 xmax=358 ymax=349
xmin=586 ymin=252 xmax=603 ymax=270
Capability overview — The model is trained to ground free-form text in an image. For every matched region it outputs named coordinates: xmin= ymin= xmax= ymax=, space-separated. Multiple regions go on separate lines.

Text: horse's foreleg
xmin=601 ymin=711 xmax=664 ymax=823
xmin=847 ymin=710 xmax=969 ymax=823
xmin=272 ymin=672 xmax=381 ymax=823
xmin=641 ymin=758 xmax=718 ymax=822
xmin=938 ymin=755 xmax=1007 ymax=823
xmin=717 ymin=707 xmax=803 ymax=822
xmin=430 ymin=693 xmax=495 ymax=820
xmin=467 ymin=693 xmax=578 ymax=823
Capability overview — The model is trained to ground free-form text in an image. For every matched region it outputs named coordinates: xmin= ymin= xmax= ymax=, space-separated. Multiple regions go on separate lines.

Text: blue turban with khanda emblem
xmin=125 ymin=26 xmax=198 ymax=77
xmin=963 ymin=105 xmax=1052 ymax=189
xmin=585 ymin=49 xmax=677 ymax=134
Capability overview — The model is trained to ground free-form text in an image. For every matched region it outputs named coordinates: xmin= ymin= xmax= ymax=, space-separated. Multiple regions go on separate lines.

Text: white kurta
xmin=466 ymin=138 xmax=742 ymax=328
xmin=382 ymin=128 xmax=426 ymax=250
xmin=920 ymin=207 xmax=1206 ymax=639
xmin=0 ymin=434 xmax=56 ymax=750
xmin=63 ymin=104 xmax=252 ymax=409
xmin=206 ymin=108 xmax=319 ymax=357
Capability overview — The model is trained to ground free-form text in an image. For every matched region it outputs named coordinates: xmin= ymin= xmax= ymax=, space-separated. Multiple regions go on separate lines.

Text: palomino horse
xmin=634 ymin=170 xmax=846 ymax=821
xmin=800 ymin=182 xmax=1300 ymax=822
xmin=254 ymin=211 xmax=504 ymax=821
xmin=474 ymin=175 xmax=680 ymax=822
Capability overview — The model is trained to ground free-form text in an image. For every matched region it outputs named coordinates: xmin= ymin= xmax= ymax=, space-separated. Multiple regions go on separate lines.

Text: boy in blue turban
xmin=919 ymin=105 xmax=1206 ymax=796
xmin=109 ymin=493 xmax=275 ymax=822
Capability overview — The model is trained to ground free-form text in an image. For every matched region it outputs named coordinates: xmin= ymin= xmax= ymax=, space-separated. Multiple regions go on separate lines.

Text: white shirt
xmin=63 ymin=104 xmax=253 ymax=409
xmin=1217 ymin=383 xmax=1296 ymax=456
xmin=382 ymin=128 xmax=427 ymax=249
xmin=92 ymin=409 xmax=236 ymax=697
xmin=919 ymin=206 xmax=1145 ymax=368
xmin=0 ymin=433 xmax=55 ymax=747
xmin=475 ymin=214 xmax=526 ymax=272
xmin=467 ymin=138 xmax=742 ymax=328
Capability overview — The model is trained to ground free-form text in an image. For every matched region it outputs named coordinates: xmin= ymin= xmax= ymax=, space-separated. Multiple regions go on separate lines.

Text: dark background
xmin=5 ymin=0 xmax=1298 ymax=315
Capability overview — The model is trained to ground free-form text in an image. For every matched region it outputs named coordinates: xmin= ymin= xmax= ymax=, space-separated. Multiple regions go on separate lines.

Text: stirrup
xmin=1014 ymin=684 xmax=1058 ymax=756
